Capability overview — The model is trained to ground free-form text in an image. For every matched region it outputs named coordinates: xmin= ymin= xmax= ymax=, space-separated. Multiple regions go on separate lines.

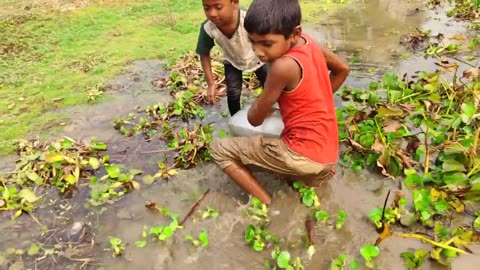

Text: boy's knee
xmin=226 ymin=85 xmax=242 ymax=98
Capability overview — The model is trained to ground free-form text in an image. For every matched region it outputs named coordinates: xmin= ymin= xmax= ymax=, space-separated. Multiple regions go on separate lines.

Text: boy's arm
xmin=320 ymin=46 xmax=350 ymax=93
xmin=248 ymin=57 xmax=299 ymax=126
xmin=196 ymin=21 xmax=217 ymax=103
xmin=199 ymin=54 xmax=217 ymax=103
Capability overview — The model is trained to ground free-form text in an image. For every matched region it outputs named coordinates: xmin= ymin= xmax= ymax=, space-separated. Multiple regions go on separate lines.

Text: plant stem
xmin=397 ymin=233 xmax=467 ymax=254
xmin=424 ymin=123 xmax=430 ymax=174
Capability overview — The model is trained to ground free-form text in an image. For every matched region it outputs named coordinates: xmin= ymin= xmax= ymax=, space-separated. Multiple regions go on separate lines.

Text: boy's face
xmin=248 ymin=30 xmax=300 ymax=63
xmin=202 ymin=0 xmax=237 ymax=27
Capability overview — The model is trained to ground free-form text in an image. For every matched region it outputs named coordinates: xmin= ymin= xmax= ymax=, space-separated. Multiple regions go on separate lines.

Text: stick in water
xmin=179 ymin=188 xmax=211 ymax=226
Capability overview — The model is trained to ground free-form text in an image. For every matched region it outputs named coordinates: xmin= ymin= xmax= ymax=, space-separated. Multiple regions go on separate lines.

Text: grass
xmin=0 ymin=0 xmax=347 ymax=155
xmin=0 ymin=0 xmax=204 ymax=153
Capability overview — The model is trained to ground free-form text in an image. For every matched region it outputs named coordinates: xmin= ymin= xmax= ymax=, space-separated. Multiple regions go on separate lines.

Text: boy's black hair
xmin=244 ymin=0 xmax=301 ymax=38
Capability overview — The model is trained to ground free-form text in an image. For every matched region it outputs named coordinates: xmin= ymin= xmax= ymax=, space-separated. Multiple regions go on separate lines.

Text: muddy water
xmin=1 ymin=0 xmax=480 ymax=269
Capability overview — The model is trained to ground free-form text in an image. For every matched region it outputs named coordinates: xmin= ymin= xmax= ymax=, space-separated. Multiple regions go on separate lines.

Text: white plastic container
xmin=227 ymin=104 xmax=284 ymax=138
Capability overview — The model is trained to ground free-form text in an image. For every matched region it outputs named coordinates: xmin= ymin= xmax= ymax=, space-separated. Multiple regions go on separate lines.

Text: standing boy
xmin=210 ymin=0 xmax=350 ymax=204
xmin=197 ymin=0 xmax=269 ymax=116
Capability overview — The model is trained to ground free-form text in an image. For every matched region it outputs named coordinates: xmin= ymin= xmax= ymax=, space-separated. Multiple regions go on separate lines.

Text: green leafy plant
xmin=135 ymin=226 xmax=148 ymax=248
xmin=185 ymin=230 xmax=209 ymax=247
xmin=359 ymin=244 xmax=380 ymax=268
xmin=401 ymin=249 xmax=428 ymax=269
xmin=1 ymin=138 xmax=108 ymax=217
xmin=314 ymin=210 xmax=329 ymax=223
xmin=109 ymin=237 xmax=125 ymax=257
xmin=89 ymin=165 xmax=141 ymax=206
xmin=292 ymin=181 xmax=320 ymax=208
xmin=199 ymin=206 xmax=219 ymax=220
xmin=330 ymin=254 xmax=360 ymax=270
xmin=335 ymin=210 xmax=348 ymax=229
xmin=267 ymin=248 xmax=304 ymax=270
xmin=149 ymin=214 xmax=182 ymax=241
xmin=243 ymin=197 xmax=269 ymax=223
xmin=244 ymin=224 xmax=278 ymax=252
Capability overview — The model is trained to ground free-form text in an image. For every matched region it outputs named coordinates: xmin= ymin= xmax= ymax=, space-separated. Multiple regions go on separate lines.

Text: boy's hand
xmin=207 ymin=84 xmax=217 ymax=104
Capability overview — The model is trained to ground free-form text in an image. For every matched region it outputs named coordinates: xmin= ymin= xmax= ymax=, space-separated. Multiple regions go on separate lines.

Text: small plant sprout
xmin=244 ymin=224 xmax=278 ymax=252
xmin=330 ymin=254 xmax=360 ymax=270
xmin=185 ymin=230 xmax=209 ymax=247
xmin=292 ymin=181 xmax=320 ymax=208
xmin=149 ymin=214 xmax=183 ymax=241
xmin=135 ymin=226 xmax=148 ymax=248
xmin=330 ymin=254 xmax=347 ymax=270
xmin=360 ymin=244 xmax=380 ymax=268
xmin=314 ymin=210 xmax=329 ymax=223
xmin=335 ymin=210 xmax=348 ymax=229
xmin=401 ymin=249 xmax=428 ymax=270
xmin=244 ymin=197 xmax=269 ymax=223
xmin=200 ymin=206 xmax=219 ymax=220
xmin=270 ymin=248 xmax=305 ymax=270
xmin=109 ymin=237 xmax=125 ymax=257
xmin=307 ymin=245 xmax=315 ymax=260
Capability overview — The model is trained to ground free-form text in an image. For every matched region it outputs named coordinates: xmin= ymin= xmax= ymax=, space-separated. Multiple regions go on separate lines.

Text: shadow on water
xmin=1 ymin=0 xmax=480 ymax=269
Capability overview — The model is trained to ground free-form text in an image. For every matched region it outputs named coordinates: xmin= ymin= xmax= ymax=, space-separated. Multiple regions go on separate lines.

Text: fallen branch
xmin=179 ymin=188 xmax=210 ymax=226
xmin=305 ymin=217 xmax=315 ymax=245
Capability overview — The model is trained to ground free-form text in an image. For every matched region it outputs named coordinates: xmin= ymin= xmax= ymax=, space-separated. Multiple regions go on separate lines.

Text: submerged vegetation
xmin=337 ymin=8 xmax=480 ymax=263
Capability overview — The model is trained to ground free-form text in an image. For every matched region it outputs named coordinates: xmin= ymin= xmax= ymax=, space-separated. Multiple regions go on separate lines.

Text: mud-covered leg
xmin=223 ymin=162 xmax=272 ymax=204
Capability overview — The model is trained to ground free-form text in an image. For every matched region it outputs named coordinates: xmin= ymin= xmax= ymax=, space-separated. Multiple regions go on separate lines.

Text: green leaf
xmin=27 ymin=243 xmax=41 ymax=256
xmin=245 ymin=225 xmax=255 ymax=242
xmin=388 ymin=90 xmax=402 ymax=103
xmin=89 ymin=157 xmax=100 ymax=170
xmin=107 ymin=165 xmax=121 ymax=178
xmin=19 ymin=188 xmax=38 ymax=203
xmin=378 ymin=105 xmax=404 ymax=117
xmin=218 ymin=129 xmax=228 ymax=138
xmin=350 ymin=259 xmax=360 ymax=270
xmin=26 ymin=171 xmax=43 ymax=185
xmin=360 ymin=244 xmax=380 ymax=262
xmin=198 ymin=231 xmax=209 ymax=247
xmin=129 ymin=169 xmax=143 ymax=175
xmin=135 ymin=240 xmax=147 ymax=248
xmin=433 ymin=199 xmax=450 ymax=213
xmin=368 ymin=208 xmax=383 ymax=228
xmin=443 ymin=172 xmax=467 ymax=186
xmin=442 ymin=159 xmax=466 ymax=173
xmin=277 ymin=251 xmax=291 ymax=268
xmin=474 ymin=216 xmax=480 ymax=230
xmin=315 ymin=210 xmax=329 ymax=223
xmin=330 ymin=254 xmax=346 ymax=270
xmin=336 ymin=210 xmax=347 ymax=229
xmin=405 ymin=174 xmax=423 ymax=187
xmin=252 ymin=239 xmax=265 ymax=251
xmin=64 ymin=174 xmax=77 ymax=185
xmin=461 ymin=102 xmax=476 ymax=122
xmin=143 ymin=175 xmax=156 ymax=185
xmin=45 ymin=153 xmax=64 ymax=163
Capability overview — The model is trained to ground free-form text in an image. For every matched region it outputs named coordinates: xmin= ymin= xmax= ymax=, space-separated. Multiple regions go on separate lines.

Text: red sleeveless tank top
xmin=278 ymin=34 xmax=338 ymax=164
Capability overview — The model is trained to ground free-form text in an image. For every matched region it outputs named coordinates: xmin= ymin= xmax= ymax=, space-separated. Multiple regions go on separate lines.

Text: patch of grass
xmin=0 ymin=0 xmax=203 ymax=154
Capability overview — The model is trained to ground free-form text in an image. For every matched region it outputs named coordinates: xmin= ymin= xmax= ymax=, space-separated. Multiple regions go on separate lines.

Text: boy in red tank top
xmin=210 ymin=0 xmax=350 ymax=204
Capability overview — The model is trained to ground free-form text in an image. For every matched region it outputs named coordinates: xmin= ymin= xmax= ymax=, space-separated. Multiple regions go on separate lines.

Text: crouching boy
xmin=210 ymin=0 xmax=350 ymax=204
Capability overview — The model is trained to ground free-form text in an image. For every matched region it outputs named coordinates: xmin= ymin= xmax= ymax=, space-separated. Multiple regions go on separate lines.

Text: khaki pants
xmin=210 ymin=135 xmax=336 ymax=187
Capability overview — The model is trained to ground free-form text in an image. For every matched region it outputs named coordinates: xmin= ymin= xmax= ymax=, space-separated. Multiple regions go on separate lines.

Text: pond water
xmin=1 ymin=0 xmax=479 ymax=269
